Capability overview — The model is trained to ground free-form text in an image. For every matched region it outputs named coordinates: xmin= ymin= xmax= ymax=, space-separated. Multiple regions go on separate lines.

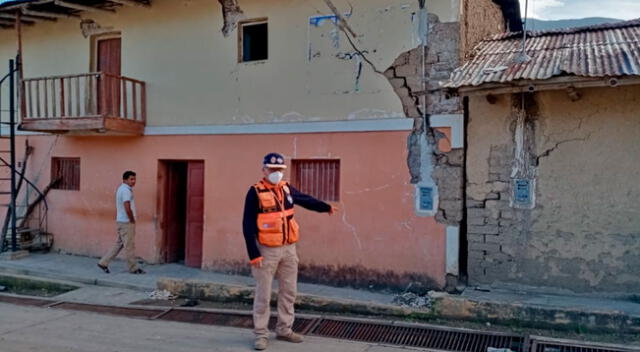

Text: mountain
xmin=524 ymin=17 xmax=625 ymax=31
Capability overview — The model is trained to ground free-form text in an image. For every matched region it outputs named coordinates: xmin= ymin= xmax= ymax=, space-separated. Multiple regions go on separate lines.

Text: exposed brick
xmin=392 ymin=54 xmax=408 ymax=67
xmin=401 ymin=95 xmax=417 ymax=108
xmin=485 ymin=200 xmax=509 ymax=211
xmin=485 ymin=217 xmax=499 ymax=225
xmin=439 ymin=185 xmax=463 ymax=201
xmin=467 ymin=208 xmax=491 ymax=219
xmin=404 ymin=106 xmax=421 ymax=118
xmin=445 ymin=210 xmax=463 ymax=223
xmin=489 ymin=172 xmax=510 ymax=182
xmin=389 ymin=78 xmax=406 ymax=89
xmin=405 ymin=76 xmax=424 ymax=91
xmin=485 ymin=251 xmax=513 ymax=263
xmin=467 ymin=216 xmax=486 ymax=225
xmin=467 ymin=234 xmax=485 ymax=243
xmin=408 ymin=47 xmax=425 ymax=66
xmin=467 ymin=200 xmax=485 ymax=209
xmin=500 ymin=210 xmax=514 ymax=219
xmin=394 ymin=87 xmax=410 ymax=98
xmin=395 ymin=64 xmax=418 ymax=77
xmin=491 ymin=181 xmax=510 ymax=192
xmin=384 ymin=68 xmax=396 ymax=79
xmin=468 ymin=250 xmax=486 ymax=261
xmin=468 ymin=225 xmax=499 ymax=235
xmin=484 ymin=234 xmax=502 ymax=243
xmin=445 ymin=150 xmax=464 ymax=166
xmin=486 ymin=192 xmax=500 ymax=200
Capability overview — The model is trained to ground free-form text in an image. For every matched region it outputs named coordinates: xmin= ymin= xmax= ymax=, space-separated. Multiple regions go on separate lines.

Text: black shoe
xmin=131 ymin=268 xmax=146 ymax=274
xmin=97 ymin=263 xmax=110 ymax=274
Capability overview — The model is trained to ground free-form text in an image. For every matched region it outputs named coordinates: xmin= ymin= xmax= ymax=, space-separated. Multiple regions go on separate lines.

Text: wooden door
xmin=185 ymin=161 xmax=204 ymax=268
xmin=97 ymin=38 xmax=121 ymax=116
xmin=163 ymin=163 xmax=187 ymax=263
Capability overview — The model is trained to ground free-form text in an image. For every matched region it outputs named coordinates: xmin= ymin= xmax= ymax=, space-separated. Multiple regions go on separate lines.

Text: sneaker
xmin=131 ymin=268 xmax=146 ymax=274
xmin=276 ymin=332 xmax=304 ymax=343
xmin=254 ymin=337 xmax=268 ymax=350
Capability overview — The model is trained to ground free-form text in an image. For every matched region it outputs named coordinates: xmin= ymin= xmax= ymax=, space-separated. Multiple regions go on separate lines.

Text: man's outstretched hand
xmin=328 ymin=205 xmax=338 ymax=215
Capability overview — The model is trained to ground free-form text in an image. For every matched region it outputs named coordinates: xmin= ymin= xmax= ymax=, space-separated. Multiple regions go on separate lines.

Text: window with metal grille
xmin=51 ymin=157 xmax=80 ymax=190
xmin=291 ymin=159 xmax=340 ymax=202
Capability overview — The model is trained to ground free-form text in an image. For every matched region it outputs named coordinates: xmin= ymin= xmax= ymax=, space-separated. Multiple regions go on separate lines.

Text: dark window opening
xmin=291 ymin=159 xmax=340 ymax=202
xmin=51 ymin=157 xmax=80 ymax=191
xmin=240 ymin=21 xmax=268 ymax=62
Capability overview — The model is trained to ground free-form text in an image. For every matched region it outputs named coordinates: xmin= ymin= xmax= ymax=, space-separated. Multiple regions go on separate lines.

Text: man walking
xmin=97 ymin=170 xmax=145 ymax=274
xmin=243 ymin=153 xmax=336 ymax=350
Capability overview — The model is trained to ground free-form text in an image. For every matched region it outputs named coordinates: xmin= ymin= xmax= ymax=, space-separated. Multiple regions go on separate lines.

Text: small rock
xmin=392 ymin=292 xmax=432 ymax=309
xmin=181 ymin=298 xmax=199 ymax=307
xmin=148 ymin=289 xmax=177 ymax=300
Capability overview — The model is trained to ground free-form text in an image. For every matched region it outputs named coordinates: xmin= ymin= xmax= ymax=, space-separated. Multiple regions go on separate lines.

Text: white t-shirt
xmin=116 ymin=183 xmax=136 ymax=223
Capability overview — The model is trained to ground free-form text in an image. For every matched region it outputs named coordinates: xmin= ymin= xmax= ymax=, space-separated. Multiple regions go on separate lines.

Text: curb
xmin=0 ymin=266 xmax=154 ymax=292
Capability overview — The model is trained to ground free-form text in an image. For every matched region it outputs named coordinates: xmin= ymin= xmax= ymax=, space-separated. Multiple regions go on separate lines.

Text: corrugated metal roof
xmin=444 ymin=19 xmax=640 ymax=89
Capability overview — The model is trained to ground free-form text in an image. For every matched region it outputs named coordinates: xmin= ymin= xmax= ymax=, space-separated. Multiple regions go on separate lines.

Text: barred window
xmin=51 ymin=157 xmax=80 ymax=190
xmin=291 ymin=159 xmax=340 ymax=202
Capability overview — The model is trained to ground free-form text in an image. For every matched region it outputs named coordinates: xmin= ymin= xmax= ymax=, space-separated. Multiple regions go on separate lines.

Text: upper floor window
xmin=239 ymin=19 xmax=268 ymax=62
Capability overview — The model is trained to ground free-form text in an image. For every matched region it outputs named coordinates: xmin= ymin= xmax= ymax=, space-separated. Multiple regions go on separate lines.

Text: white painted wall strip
xmin=445 ymin=225 xmax=460 ymax=276
xmin=430 ymin=114 xmax=464 ymax=149
xmin=144 ymin=118 xmax=414 ymax=136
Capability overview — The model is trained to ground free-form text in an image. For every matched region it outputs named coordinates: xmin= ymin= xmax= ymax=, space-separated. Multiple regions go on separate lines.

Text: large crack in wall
xmin=217 ymin=0 xmax=244 ymax=37
xmin=384 ymin=13 xmax=464 ymax=226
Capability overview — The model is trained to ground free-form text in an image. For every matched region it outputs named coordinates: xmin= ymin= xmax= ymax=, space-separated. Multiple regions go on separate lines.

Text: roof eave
xmin=450 ymin=75 xmax=640 ymax=96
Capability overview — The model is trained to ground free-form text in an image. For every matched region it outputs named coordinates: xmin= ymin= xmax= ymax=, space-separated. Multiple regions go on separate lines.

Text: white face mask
xmin=267 ymin=171 xmax=284 ymax=184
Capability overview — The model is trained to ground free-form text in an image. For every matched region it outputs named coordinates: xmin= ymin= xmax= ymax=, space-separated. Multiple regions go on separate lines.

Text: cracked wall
xmin=384 ymin=14 xmax=464 ymax=226
xmin=466 ymin=85 xmax=640 ymax=293
xmin=217 ymin=0 xmax=245 ymax=37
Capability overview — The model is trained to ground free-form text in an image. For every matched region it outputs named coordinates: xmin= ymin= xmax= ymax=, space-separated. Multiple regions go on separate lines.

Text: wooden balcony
xmin=19 ymin=72 xmax=146 ymax=135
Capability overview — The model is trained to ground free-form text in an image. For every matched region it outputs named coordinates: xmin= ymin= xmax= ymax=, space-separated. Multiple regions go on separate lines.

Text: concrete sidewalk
xmin=0 ymin=252 xmax=395 ymax=304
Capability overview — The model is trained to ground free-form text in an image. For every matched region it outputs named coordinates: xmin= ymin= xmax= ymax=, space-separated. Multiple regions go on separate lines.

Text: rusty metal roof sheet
xmin=444 ymin=19 xmax=640 ymax=89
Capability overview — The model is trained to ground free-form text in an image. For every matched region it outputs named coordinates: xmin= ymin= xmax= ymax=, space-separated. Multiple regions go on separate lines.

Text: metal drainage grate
xmin=309 ymin=319 xmax=525 ymax=352
xmin=530 ymin=336 xmax=640 ymax=352
xmin=156 ymin=309 xmax=316 ymax=334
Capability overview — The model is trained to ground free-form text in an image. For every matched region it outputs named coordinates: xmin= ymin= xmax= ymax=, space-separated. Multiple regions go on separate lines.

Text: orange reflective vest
xmin=254 ymin=181 xmax=300 ymax=247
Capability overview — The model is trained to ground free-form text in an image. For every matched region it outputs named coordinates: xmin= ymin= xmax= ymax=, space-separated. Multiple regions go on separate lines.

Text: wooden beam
xmin=53 ymin=0 xmax=115 ymax=14
xmin=0 ymin=18 xmax=33 ymax=25
xmin=21 ymin=8 xmax=78 ymax=19
xmin=458 ymin=76 xmax=640 ymax=96
xmin=109 ymin=0 xmax=150 ymax=8
xmin=0 ymin=13 xmax=54 ymax=22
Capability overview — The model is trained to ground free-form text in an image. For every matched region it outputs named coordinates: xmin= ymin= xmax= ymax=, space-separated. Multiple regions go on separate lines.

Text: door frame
xmin=156 ymin=160 xmax=205 ymax=266
xmin=89 ymin=32 xmax=121 ymax=72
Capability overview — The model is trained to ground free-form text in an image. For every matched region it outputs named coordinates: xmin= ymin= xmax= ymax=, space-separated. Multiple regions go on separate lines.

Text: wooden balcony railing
xmin=21 ymin=72 xmax=146 ymax=123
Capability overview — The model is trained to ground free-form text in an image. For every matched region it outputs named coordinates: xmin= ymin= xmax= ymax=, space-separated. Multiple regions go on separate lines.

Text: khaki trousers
xmin=252 ymin=243 xmax=299 ymax=338
xmin=99 ymin=222 xmax=138 ymax=272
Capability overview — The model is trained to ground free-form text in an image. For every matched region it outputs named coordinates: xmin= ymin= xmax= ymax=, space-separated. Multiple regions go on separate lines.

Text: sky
xmin=520 ymin=0 xmax=640 ymax=20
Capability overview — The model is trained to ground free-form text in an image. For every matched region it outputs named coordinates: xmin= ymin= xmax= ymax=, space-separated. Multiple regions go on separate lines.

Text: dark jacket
xmin=242 ymin=181 xmax=331 ymax=261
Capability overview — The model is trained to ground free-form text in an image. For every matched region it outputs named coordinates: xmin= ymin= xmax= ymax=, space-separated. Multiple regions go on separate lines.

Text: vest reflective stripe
xmin=254 ymin=181 xmax=298 ymax=247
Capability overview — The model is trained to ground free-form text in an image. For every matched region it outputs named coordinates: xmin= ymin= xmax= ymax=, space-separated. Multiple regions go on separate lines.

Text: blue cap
xmin=263 ymin=153 xmax=287 ymax=169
